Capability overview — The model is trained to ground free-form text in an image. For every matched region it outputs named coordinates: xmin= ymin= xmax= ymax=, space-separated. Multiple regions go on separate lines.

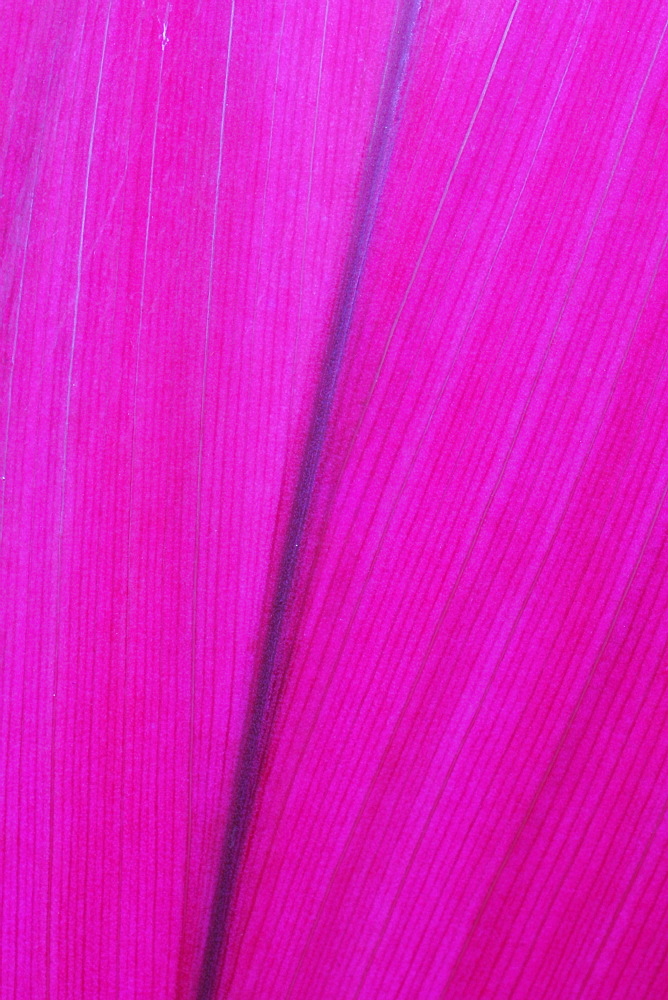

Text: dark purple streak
xmin=196 ymin=2 xmax=421 ymax=996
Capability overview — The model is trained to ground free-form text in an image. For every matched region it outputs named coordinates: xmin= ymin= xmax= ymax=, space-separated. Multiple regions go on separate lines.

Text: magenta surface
xmin=2 ymin=1 xmax=668 ymax=997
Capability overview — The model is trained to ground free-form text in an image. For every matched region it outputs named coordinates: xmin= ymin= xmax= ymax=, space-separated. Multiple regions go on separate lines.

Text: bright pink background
xmin=2 ymin=1 xmax=668 ymax=997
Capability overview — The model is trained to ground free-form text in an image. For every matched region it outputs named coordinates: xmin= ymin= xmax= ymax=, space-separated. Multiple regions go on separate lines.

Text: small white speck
xmin=160 ymin=3 xmax=171 ymax=51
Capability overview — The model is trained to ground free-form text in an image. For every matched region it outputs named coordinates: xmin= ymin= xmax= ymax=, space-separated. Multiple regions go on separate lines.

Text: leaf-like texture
xmin=2 ymin=1 xmax=668 ymax=998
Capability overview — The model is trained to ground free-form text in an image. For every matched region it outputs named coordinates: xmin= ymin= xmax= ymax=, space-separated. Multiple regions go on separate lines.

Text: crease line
xmin=195 ymin=2 xmax=422 ymax=996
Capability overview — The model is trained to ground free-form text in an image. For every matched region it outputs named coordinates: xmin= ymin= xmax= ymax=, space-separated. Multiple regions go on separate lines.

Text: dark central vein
xmin=196 ymin=3 xmax=421 ymax=996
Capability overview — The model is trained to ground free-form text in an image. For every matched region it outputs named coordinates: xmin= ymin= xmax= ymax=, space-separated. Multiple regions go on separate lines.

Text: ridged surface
xmin=2 ymin=1 xmax=668 ymax=997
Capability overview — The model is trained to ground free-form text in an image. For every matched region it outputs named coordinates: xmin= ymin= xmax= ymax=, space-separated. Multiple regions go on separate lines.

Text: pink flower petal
xmin=2 ymin=1 xmax=668 ymax=998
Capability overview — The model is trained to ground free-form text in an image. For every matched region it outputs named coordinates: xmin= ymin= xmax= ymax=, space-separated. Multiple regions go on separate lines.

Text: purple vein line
xmin=195 ymin=2 xmax=422 ymax=997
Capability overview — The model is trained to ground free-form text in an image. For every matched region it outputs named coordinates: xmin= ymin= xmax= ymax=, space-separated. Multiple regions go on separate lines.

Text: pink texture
xmin=2 ymin=0 xmax=668 ymax=997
